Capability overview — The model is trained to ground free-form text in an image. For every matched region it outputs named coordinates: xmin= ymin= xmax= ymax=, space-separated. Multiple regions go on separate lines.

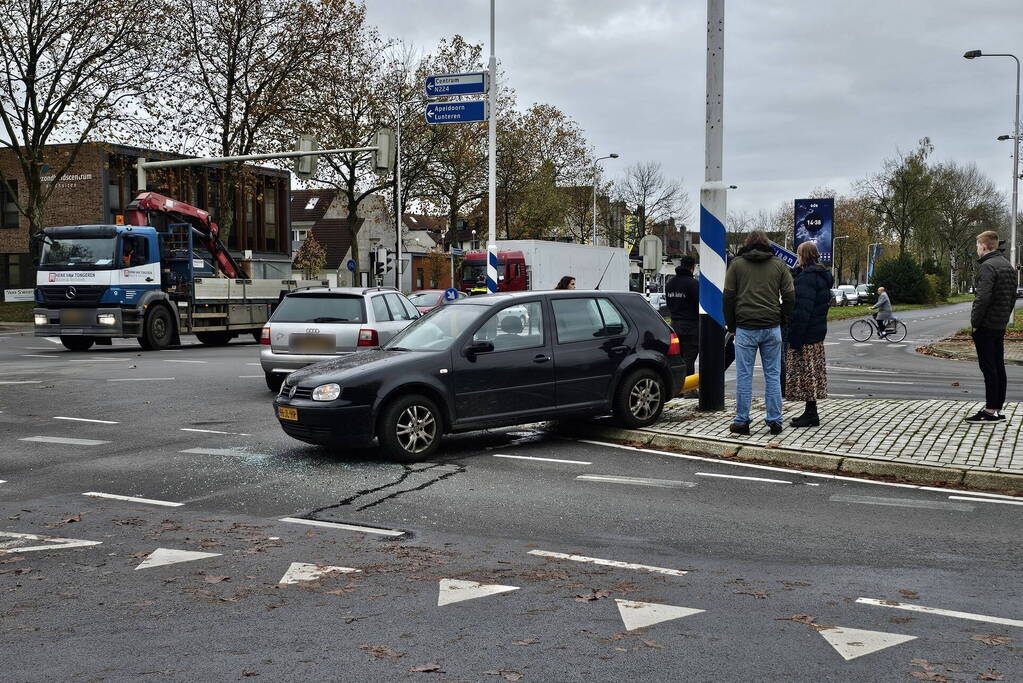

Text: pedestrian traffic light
xmin=374 ymin=127 xmax=394 ymax=173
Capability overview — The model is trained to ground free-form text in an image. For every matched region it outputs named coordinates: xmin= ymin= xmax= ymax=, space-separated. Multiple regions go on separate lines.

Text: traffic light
xmin=295 ymin=135 xmax=319 ymax=179
xmin=374 ymin=127 xmax=394 ymax=173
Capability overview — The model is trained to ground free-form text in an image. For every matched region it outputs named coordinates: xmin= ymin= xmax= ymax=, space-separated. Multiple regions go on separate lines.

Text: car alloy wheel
xmin=629 ymin=377 xmax=662 ymax=421
xmin=395 ymin=404 xmax=437 ymax=454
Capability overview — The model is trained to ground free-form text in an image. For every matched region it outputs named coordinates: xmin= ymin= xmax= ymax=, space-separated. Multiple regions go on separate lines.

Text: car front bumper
xmin=273 ymin=397 xmax=374 ymax=447
xmin=33 ymin=307 xmax=134 ymax=337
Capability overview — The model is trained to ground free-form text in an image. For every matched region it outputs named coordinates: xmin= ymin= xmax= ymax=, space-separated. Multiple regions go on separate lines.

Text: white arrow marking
xmin=437 ymin=578 xmax=519 ymax=606
xmin=819 ymin=626 xmax=916 ymax=661
xmin=278 ymin=561 xmax=360 ymax=585
xmin=135 ymin=547 xmax=221 ymax=570
xmin=0 ymin=531 xmax=102 ymax=554
xmin=615 ymin=599 xmax=705 ymax=631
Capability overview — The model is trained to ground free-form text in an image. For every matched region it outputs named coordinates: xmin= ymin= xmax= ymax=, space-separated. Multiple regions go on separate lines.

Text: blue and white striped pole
xmin=486 ymin=0 xmax=499 ymax=293
xmin=699 ymin=0 xmax=726 ymax=411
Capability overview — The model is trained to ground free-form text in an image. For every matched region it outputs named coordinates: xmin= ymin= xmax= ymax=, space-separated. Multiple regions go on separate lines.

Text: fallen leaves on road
xmin=970 ymin=634 xmax=1011 ymax=646
xmin=775 ymin=614 xmax=836 ymax=632
xmin=951 ymin=382 xmax=960 ymax=387
xmin=575 ymin=589 xmax=611 ymax=602
xmin=735 ymin=590 xmax=769 ymax=599
xmin=911 ymin=659 xmax=934 ymax=670
xmin=360 ymin=645 xmax=404 ymax=661
xmin=203 ymin=575 xmax=230 ymax=584
xmin=45 ymin=513 xmax=81 ymax=528
xmin=763 ymin=443 xmax=781 ymax=449
xmin=512 ymin=638 xmax=539 ymax=646
xmin=113 ymin=518 xmax=146 ymax=526
xmin=898 ymin=589 xmax=919 ymax=600
xmin=409 ymin=664 xmax=443 ymax=673
xmin=324 ymin=583 xmax=360 ymax=596
xmin=889 ymin=617 xmax=915 ymax=624
xmin=910 ymin=673 xmax=951 ymax=681
xmin=640 ymin=639 xmax=663 ymax=650
xmin=483 ymin=670 xmax=523 ymax=681
xmin=840 ymin=441 xmax=857 ymax=447
xmin=978 ymin=670 xmax=1004 ymax=680
xmin=241 ymin=672 xmax=258 ymax=678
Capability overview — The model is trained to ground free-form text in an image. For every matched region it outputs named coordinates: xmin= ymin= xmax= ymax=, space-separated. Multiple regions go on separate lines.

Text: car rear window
xmin=271 ymin=294 xmax=366 ymax=323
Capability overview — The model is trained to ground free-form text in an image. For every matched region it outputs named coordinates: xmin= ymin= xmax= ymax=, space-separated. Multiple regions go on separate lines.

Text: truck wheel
xmin=265 ymin=372 xmax=284 ymax=392
xmin=60 ymin=336 xmax=94 ymax=352
xmin=613 ymin=368 xmax=666 ymax=428
xmin=139 ymin=306 xmax=173 ymax=351
xmin=378 ymin=394 xmax=442 ymax=463
xmin=195 ymin=331 xmax=232 ymax=346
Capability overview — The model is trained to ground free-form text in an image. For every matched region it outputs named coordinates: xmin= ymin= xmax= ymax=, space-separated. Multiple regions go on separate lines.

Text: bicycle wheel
xmin=885 ymin=321 xmax=908 ymax=343
xmin=849 ymin=319 xmax=873 ymax=342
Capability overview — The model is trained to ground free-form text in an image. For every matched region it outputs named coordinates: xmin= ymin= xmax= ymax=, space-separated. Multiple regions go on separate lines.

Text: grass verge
xmin=827 ymin=293 xmax=974 ymax=322
xmin=0 ymin=302 xmax=34 ymax=323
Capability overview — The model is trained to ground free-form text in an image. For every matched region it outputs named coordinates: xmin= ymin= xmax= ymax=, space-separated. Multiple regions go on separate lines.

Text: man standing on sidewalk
xmin=723 ymin=231 xmax=795 ymax=435
xmin=965 ymin=230 xmax=1017 ymax=424
xmin=666 ymin=255 xmax=700 ymax=398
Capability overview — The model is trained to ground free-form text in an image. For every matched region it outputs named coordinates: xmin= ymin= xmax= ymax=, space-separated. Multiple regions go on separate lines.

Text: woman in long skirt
xmin=786 ymin=242 xmax=834 ymax=427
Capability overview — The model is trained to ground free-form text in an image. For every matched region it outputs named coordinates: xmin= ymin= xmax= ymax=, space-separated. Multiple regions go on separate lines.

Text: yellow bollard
xmin=681 ymin=373 xmax=699 ymax=394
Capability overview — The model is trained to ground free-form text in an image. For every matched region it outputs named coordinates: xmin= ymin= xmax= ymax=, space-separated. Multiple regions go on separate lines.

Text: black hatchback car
xmin=273 ymin=290 xmax=686 ymax=461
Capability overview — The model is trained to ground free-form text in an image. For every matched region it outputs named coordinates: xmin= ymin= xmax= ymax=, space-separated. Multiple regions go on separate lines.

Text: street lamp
xmin=964 ymin=48 xmax=1020 ymax=280
xmin=833 ymin=235 xmax=849 ymax=283
xmin=592 ymin=153 xmax=619 ymax=246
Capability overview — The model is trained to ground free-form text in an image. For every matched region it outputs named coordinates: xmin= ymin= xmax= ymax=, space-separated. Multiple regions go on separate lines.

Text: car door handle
xmin=533 ymin=354 xmax=551 ymax=363
xmin=610 ymin=345 xmax=629 ymax=355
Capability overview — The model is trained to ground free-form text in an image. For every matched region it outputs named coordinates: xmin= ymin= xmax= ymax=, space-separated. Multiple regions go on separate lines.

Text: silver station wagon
xmin=259 ymin=287 xmax=420 ymax=391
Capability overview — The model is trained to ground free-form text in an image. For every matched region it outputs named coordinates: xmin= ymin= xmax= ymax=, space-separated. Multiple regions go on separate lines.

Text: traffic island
xmin=918 ymin=310 xmax=1023 ymax=366
xmin=560 ymin=397 xmax=1023 ymax=494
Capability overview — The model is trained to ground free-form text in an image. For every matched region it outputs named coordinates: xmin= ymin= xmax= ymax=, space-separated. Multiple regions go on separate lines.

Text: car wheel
xmin=613 ymin=368 xmax=666 ymax=428
xmin=139 ymin=305 xmax=173 ymax=351
xmin=378 ymin=394 xmax=442 ymax=463
xmin=265 ymin=372 xmax=284 ymax=392
xmin=195 ymin=331 xmax=233 ymax=346
xmin=60 ymin=336 xmax=94 ymax=352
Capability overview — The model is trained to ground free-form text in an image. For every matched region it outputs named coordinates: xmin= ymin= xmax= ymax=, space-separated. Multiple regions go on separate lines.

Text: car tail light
xmin=260 ymin=326 xmax=271 ymax=345
xmin=668 ymin=332 xmax=681 ymax=356
xmin=358 ymin=328 xmax=379 ymax=347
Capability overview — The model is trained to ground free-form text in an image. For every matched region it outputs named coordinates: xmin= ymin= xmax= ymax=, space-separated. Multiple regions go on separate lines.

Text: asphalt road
xmin=1 ymin=321 xmax=1021 ymax=681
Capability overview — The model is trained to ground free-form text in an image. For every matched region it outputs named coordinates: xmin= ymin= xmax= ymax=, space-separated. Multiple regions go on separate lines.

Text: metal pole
xmin=396 ymin=102 xmax=403 ymax=290
xmin=486 ymin=0 xmax=498 ymax=293
xmin=1012 ymin=56 xmax=1020 ymax=280
xmin=592 ymin=167 xmax=598 ymax=245
xmin=136 ymin=157 xmax=147 ymax=191
xmin=698 ymin=0 xmax=726 ymax=412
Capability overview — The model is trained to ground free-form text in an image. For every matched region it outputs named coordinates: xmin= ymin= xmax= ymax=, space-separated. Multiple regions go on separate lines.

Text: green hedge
xmin=873 ymin=254 xmax=934 ymax=304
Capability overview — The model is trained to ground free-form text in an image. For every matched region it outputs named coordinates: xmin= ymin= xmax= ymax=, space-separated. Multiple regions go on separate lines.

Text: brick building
xmin=0 ymin=142 xmax=291 ymax=290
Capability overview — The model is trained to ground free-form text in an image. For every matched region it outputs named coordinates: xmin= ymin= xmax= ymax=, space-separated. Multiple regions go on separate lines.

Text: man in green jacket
xmin=723 ymin=231 xmax=795 ymax=435
xmin=965 ymin=230 xmax=1018 ymax=424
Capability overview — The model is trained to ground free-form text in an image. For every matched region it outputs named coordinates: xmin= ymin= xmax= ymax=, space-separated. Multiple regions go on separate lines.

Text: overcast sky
xmin=367 ymin=0 xmax=1022 ymax=222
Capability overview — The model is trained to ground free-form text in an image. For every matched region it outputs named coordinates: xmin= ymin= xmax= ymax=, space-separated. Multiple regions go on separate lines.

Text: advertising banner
xmin=793 ymin=198 xmax=834 ymax=263
xmin=867 ymin=243 xmax=884 ymax=281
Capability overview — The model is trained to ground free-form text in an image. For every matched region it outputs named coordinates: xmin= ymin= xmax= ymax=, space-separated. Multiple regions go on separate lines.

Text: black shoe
xmin=729 ymin=421 xmax=751 ymax=435
xmin=767 ymin=420 xmax=784 ymax=435
xmin=964 ymin=410 xmax=1001 ymax=424
xmin=791 ymin=406 xmax=820 ymax=428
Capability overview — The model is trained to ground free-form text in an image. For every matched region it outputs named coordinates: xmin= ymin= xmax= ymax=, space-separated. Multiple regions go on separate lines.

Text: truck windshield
xmin=39 ymin=237 xmax=118 ymax=269
xmin=385 ymin=304 xmax=485 ymax=352
xmin=461 ymin=261 xmax=504 ymax=285
xmin=271 ymin=294 xmax=366 ymax=324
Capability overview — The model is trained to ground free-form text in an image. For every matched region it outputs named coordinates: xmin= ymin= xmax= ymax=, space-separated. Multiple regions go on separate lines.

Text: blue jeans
xmin=734 ymin=326 xmax=783 ymax=425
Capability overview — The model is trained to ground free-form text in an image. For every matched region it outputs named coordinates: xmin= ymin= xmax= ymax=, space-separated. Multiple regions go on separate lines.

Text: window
xmin=473 ymin=302 xmax=544 ymax=352
xmin=1 ymin=180 xmax=18 ymax=229
xmin=371 ymin=295 xmax=392 ymax=322
xmin=385 ymin=293 xmax=415 ymax=321
xmin=271 ymin=294 xmax=365 ymax=323
xmin=416 ymin=267 xmax=424 ymax=290
xmin=245 ymin=193 xmax=256 ymax=246
xmin=265 ymin=185 xmax=277 ymax=252
xmin=398 ymin=296 xmax=421 ymax=320
xmin=121 ymin=235 xmax=148 ymax=267
xmin=553 ymin=297 xmax=629 ymax=343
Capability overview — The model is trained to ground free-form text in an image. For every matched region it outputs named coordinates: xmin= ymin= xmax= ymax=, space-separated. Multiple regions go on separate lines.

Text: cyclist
xmin=870 ymin=286 xmax=893 ymax=338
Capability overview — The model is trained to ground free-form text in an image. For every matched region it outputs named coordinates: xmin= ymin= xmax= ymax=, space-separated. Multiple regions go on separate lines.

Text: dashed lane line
xmin=829 ymin=494 xmax=974 ymax=512
xmin=527 ymin=549 xmax=688 ymax=576
xmin=948 ymin=495 xmax=1023 ymax=507
xmin=278 ymin=517 xmax=405 ymax=537
xmin=107 ymin=377 xmax=176 ymax=382
xmin=21 ymin=354 xmax=57 ymax=358
xmin=83 ymin=492 xmax=183 ymax=507
xmin=163 ymin=360 xmax=208 ymax=364
xmin=54 ymin=416 xmax=120 ymax=424
xmin=180 ymin=428 xmax=251 ymax=436
xmin=576 ymin=474 xmax=697 ymax=489
xmin=843 ymin=379 xmax=914 ymax=385
xmin=0 ymin=380 xmax=42 ymax=385
xmin=492 ymin=454 xmax=592 ymax=465
xmin=695 ymin=472 xmax=791 ymax=484
xmin=180 ymin=447 xmax=263 ymax=457
xmin=19 ymin=436 xmax=110 ymax=446
xmin=856 ymin=598 xmax=1023 ymax=628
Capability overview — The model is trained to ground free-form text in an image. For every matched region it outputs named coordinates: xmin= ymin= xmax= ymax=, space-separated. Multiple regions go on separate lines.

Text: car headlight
xmin=312 ymin=383 xmax=341 ymax=401
xmin=34 ymin=314 xmax=48 ymax=326
xmin=98 ymin=313 xmax=116 ymax=325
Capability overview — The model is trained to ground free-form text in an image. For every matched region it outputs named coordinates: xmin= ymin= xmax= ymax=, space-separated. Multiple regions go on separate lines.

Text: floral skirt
xmin=785 ymin=342 xmax=828 ymax=401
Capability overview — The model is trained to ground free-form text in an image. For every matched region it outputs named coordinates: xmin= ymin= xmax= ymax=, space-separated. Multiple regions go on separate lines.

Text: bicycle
xmin=849 ymin=316 xmax=907 ymax=343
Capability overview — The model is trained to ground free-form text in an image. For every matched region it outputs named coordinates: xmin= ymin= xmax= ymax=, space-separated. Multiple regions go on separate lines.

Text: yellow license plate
xmin=277 ymin=406 xmax=298 ymax=421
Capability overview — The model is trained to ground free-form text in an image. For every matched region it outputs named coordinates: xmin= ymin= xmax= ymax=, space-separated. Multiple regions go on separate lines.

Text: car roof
xmin=285 ymin=286 xmax=401 ymax=297
xmin=447 ymin=289 xmax=639 ymax=308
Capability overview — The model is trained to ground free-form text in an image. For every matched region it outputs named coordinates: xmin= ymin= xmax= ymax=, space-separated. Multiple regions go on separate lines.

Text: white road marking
xmin=920 ymin=487 xmax=1020 ymax=501
xmin=44 ymin=337 xmax=61 ymax=344
xmin=856 ymin=598 xmax=1023 ymax=628
xmin=246 ymin=362 xmax=260 ymax=366
xmin=54 ymin=416 xmax=119 ymax=424
xmin=135 ymin=548 xmax=221 ymax=570
xmin=0 ymin=380 xmax=42 ymax=385
xmin=437 ymin=578 xmax=520 ymax=606
xmin=826 ymin=366 xmax=896 ymax=374
xmin=180 ymin=428 xmax=251 ymax=436
xmin=279 ymin=562 xmax=360 ymax=585
xmin=948 ymin=495 xmax=1023 ymax=507
xmin=107 ymin=377 xmax=175 ymax=382
xmin=576 ymin=474 xmax=696 ymax=488
xmin=68 ymin=359 xmax=132 ymax=363
xmin=819 ymin=626 xmax=916 ymax=661
xmin=278 ymin=517 xmax=405 ymax=537
xmin=853 ymin=343 xmax=872 ymax=347
xmin=823 ymin=342 xmax=841 ymax=346
xmin=828 ymin=393 xmax=858 ymax=397
xmin=82 ymin=492 xmax=183 ymax=507
xmin=238 ymin=375 xmax=264 ymax=378
xmin=180 ymin=447 xmax=262 ymax=457
xmin=616 ymin=599 xmax=704 ymax=631
xmin=0 ymin=530 xmax=102 ymax=554
xmin=887 ymin=344 xmax=906 ymax=348
xmin=830 ymin=494 xmax=974 ymax=512
xmin=695 ymin=472 xmax=791 ymax=484
xmin=528 ymin=549 xmax=688 ymax=576
xmin=163 ymin=359 xmax=207 ymax=364
xmin=843 ymin=379 xmax=914 ymax=385
xmin=21 ymin=354 xmax=56 ymax=358
xmin=493 ymin=454 xmax=592 ymax=465
xmin=19 ymin=436 xmax=109 ymax=446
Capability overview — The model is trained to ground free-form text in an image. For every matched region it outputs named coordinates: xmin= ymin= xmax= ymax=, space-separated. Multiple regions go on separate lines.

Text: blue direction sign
xmin=346 ymin=258 xmax=356 ymax=272
xmin=443 ymin=287 xmax=460 ymax=302
xmin=450 ymin=247 xmax=464 ymax=256
xmin=425 ymin=72 xmax=487 ymax=98
xmin=426 ymin=101 xmax=487 ymax=125
xmin=770 ymin=241 xmax=798 ymax=269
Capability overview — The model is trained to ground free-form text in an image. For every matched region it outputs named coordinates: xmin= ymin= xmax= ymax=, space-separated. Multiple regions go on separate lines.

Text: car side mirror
xmin=605 ymin=323 xmax=625 ymax=336
xmin=465 ymin=340 xmax=494 ymax=359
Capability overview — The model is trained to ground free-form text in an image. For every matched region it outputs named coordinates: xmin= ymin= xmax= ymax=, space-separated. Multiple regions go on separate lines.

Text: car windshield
xmin=384 ymin=304 xmax=486 ymax=352
xmin=407 ymin=291 xmax=441 ymax=306
xmin=40 ymin=237 xmax=118 ymax=269
xmin=856 ymin=285 xmax=868 ymax=292
xmin=271 ymin=294 xmax=366 ymax=323
xmin=838 ymin=285 xmax=856 ymax=292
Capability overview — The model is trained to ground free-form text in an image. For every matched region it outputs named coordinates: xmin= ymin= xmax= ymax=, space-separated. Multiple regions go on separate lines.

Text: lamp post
xmin=591 ymin=153 xmax=619 ymax=245
xmin=486 ymin=0 xmax=498 ymax=293
xmin=833 ymin=235 xmax=849 ymax=284
xmin=964 ymin=49 xmax=1019 ymax=280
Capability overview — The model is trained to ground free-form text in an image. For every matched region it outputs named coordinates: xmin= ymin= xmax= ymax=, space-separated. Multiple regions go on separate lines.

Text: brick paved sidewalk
xmin=642 ymin=397 xmax=1022 ymax=476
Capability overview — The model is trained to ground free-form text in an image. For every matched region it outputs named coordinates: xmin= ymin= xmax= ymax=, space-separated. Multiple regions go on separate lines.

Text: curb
xmin=564 ymin=424 xmax=1023 ymax=494
xmin=0 ymin=323 xmax=32 ymax=332
xmin=918 ymin=341 xmax=1023 ymax=367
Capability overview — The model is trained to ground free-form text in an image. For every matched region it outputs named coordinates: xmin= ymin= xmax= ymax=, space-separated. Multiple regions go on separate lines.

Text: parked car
xmin=830 ymin=288 xmax=843 ymax=307
xmin=259 ymin=287 xmax=420 ymax=392
xmin=856 ymin=283 xmax=876 ymax=304
xmin=407 ymin=288 xmax=465 ymax=314
xmin=273 ymin=290 xmax=687 ymax=461
xmin=836 ymin=285 xmax=859 ymax=306
xmin=646 ymin=293 xmax=669 ymax=318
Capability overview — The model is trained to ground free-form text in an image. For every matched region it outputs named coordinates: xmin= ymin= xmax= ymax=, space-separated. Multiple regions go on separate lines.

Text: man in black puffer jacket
xmin=666 ymin=255 xmax=700 ymax=397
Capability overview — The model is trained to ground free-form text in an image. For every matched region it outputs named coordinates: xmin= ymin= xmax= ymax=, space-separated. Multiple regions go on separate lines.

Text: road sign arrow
xmin=616 ymin=599 xmax=705 ymax=631
xmin=0 ymin=530 xmax=102 ymax=554
xmin=818 ymin=626 xmax=917 ymax=661
xmin=437 ymin=578 xmax=519 ymax=606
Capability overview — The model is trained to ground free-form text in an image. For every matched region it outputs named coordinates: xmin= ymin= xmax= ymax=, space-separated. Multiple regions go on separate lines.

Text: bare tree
xmin=0 ymin=0 xmax=172 ymax=237
xmin=930 ymin=162 xmax=1004 ymax=291
xmin=614 ymin=161 xmax=691 ymax=246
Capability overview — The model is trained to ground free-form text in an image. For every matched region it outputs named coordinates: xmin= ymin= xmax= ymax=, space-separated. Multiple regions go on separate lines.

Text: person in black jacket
xmin=785 ymin=242 xmax=834 ymax=427
xmin=666 ymin=255 xmax=699 ymax=397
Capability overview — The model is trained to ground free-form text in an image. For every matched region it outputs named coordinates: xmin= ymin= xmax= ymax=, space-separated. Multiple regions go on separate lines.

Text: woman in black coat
xmin=786 ymin=242 xmax=834 ymax=427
